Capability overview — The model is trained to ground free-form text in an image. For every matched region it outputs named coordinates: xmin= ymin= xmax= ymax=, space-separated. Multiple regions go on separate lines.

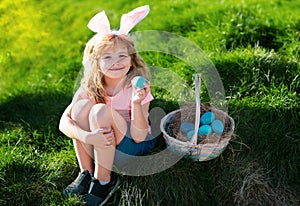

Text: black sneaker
xmin=63 ymin=170 xmax=92 ymax=198
xmin=84 ymin=172 xmax=120 ymax=206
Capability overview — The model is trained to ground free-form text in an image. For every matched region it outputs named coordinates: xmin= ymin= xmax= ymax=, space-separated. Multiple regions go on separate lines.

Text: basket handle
xmin=190 ymin=74 xmax=201 ymax=144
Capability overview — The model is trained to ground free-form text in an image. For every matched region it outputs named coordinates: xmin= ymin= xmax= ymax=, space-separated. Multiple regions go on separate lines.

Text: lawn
xmin=0 ymin=0 xmax=299 ymax=205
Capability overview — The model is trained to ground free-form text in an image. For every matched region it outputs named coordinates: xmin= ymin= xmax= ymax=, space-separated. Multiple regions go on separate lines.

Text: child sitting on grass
xmin=59 ymin=5 xmax=156 ymax=206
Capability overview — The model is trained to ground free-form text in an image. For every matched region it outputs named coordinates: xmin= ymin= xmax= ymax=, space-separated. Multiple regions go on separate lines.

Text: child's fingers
xmin=96 ymin=127 xmax=111 ymax=134
xmin=144 ymin=81 xmax=151 ymax=88
xmin=104 ymin=131 xmax=115 ymax=146
xmin=144 ymin=86 xmax=150 ymax=94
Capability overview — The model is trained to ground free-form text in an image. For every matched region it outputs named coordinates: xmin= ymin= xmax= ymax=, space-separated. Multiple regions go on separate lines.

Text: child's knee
xmin=90 ymin=103 xmax=110 ymax=115
xmin=89 ymin=104 xmax=111 ymax=127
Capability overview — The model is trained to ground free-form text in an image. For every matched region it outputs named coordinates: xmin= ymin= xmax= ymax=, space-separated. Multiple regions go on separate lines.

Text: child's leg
xmin=71 ymin=99 xmax=94 ymax=173
xmin=63 ymin=99 xmax=95 ymax=198
xmin=89 ymin=103 xmax=127 ymax=182
xmin=72 ymin=139 xmax=94 ymax=173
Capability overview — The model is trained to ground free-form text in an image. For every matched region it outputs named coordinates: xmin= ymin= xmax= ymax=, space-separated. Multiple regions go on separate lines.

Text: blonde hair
xmin=82 ymin=34 xmax=149 ymax=103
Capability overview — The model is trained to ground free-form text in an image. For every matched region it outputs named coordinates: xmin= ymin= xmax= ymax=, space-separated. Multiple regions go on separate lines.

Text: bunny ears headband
xmin=82 ymin=5 xmax=149 ymax=78
xmin=87 ymin=5 xmax=150 ymax=36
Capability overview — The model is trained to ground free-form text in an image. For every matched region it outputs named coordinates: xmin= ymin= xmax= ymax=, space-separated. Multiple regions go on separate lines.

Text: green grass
xmin=0 ymin=0 xmax=299 ymax=205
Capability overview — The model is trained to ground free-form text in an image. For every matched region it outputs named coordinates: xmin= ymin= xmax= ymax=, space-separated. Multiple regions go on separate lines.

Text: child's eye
xmin=102 ymin=56 xmax=111 ymax=59
xmin=119 ymin=54 xmax=128 ymax=58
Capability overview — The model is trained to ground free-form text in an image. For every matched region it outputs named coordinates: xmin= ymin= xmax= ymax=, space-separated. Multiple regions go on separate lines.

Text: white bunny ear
xmin=87 ymin=11 xmax=111 ymax=35
xmin=118 ymin=5 xmax=150 ymax=35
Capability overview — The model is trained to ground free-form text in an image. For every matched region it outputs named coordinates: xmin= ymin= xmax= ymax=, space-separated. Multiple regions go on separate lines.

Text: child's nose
xmin=112 ymin=61 xmax=119 ymax=66
xmin=112 ymin=58 xmax=121 ymax=65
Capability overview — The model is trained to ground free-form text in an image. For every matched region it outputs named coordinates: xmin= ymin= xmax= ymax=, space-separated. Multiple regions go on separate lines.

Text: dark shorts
xmin=114 ymin=124 xmax=156 ymax=167
xmin=116 ymin=133 xmax=156 ymax=156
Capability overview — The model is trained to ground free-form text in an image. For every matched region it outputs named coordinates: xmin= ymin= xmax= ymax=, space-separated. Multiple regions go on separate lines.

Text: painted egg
xmin=132 ymin=76 xmax=147 ymax=89
xmin=198 ymin=125 xmax=212 ymax=136
xmin=187 ymin=130 xmax=195 ymax=140
xmin=211 ymin=119 xmax=224 ymax=134
xmin=200 ymin=112 xmax=215 ymax=125
xmin=180 ymin=122 xmax=195 ymax=133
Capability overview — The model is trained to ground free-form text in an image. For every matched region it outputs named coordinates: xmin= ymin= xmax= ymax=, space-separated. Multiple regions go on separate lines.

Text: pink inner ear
xmin=118 ymin=12 xmax=143 ymax=34
xmin=88 ymin=11 xmax=111 ymax=35
xmin=118 ymin=6 xmax=150 ymax=35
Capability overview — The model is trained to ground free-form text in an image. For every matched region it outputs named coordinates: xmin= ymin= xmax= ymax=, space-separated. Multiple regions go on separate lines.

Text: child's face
xmin=99 ymin=43 xmax=131 ymax=80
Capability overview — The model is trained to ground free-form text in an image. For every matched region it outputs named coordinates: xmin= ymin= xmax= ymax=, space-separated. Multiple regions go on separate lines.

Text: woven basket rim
xmin=160 ymin=108 xmax=235 ymax=146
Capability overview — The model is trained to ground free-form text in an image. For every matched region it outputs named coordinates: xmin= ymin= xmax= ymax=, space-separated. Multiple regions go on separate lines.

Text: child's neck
xmin=104 ymin=76 xmax=126 ymax=96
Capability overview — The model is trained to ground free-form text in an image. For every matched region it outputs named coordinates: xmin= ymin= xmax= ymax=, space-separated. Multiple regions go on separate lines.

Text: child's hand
xmin=132 ymin=82 xmax=150 ymax=104
xmin=84 ymin=127 xmax=115 ymax=148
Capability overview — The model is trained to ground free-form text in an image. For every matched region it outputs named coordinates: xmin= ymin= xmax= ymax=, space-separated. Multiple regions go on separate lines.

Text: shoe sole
xmin=99 ymin=177 xmax=121 ymax=206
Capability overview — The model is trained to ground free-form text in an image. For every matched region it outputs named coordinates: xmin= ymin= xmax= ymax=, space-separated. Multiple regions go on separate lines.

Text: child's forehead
xmin=101 ymin=43 xmax=128 ymax=53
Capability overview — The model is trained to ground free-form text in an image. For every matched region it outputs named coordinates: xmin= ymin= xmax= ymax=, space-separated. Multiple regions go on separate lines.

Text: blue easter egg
xmin=211 ymin=119 xmax=224 ymax=134
xmin=187 ymin=130 xmax=195 ymax=140
xmin=197 ymin=125 xmax=212 ymax=136
xmin=132 ymin=76 xmax=147 ymax=89
xmin=200 ymin=112 xmax=215 ymax=125
xmin=180 ymin=122 xmax=195 ymax=133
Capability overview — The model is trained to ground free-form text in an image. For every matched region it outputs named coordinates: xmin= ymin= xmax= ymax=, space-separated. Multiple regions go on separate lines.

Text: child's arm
xmin=59 ymin=88 xmax=113 ymax=146
xmin=59 ymin=102 xmax=114 ymax=147
xmin=59 ymin=102 xmax=91 ymax=141
xmin=59 ymin=88 xmax=91 ymax=141
xmin=130 ymin=87 xmax=151 ymax=143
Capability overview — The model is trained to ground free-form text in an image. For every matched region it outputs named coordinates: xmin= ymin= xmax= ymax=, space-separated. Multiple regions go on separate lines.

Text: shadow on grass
xmin=225 ymin=24 xmax=285 ymax=51
xmin=214 ymin=53 xmax=300 ymax=97
xmin=0 ymin=92 xmax=73 ymax=152
xmin=0 ymin=94 xmax=178 ymax=131
xmin=0 ymin=159 xmax=49 ymax=205
xmin=0 ymin=92 xmax=72 ymax=131
xmin=0 ymin=92 xmax=299 ymax=205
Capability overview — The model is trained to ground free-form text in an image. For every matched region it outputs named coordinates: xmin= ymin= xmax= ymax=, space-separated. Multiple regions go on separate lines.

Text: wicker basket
xmin=160 ymin=74 xmax=235 ymax=161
